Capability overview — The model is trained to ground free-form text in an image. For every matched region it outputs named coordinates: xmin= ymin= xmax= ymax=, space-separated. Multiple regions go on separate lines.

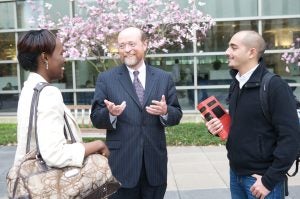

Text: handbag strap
xmin=64 ymin=113 xmax=76 ymax=143
xmin=12 ymin=82 xmax=77 ymax=198
xmin=25 ymin=82 xmax=77 ymax=157
xmin=25 ymin=82 xmax=50 ymax=153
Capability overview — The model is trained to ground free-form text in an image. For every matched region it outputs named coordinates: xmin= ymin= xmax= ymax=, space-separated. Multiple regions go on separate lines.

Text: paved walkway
xmin=1 ymin=146 xmax=299 ymax=199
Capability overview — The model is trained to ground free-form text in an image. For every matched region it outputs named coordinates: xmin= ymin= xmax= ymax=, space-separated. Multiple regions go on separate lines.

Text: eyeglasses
xmin=118 ymin=42 xmax=137 ymax=50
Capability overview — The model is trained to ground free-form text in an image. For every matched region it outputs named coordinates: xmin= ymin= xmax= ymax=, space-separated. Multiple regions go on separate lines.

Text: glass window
xmin=75 ymin=59 xmax=118 ymax=89
xmin=263 ymin=19 xmax=300 ymax=50
xmin=0 ymin=94 xmax=18 ymax=113
xmin=177 ymin=89 xmax=195 ymax=110
xmin=197 ymin=55 xmax=230 ymax=85
xmin=0 ymin=63 xmax=18 ymax=91
xmin=263 ymin=53 xmax=299 ymax=78
xmin=262 ymin=0 xmax=300 ymax=16
xmin=146 ymin=57 xmax=195 ymax=86
xmin=17 ymin=0 xmax=70 ymax=28
xmin=200 ymin=0 xmax=258 ymax=18
xmin=77 ymin=92 xmax=94 ymax=105
xmin=0 ymin=2 xmax=15 ymax=29
xmin=52 ymin=62 xmax=73 ymax=89
xmin=263 ymin=53 xmax=300 ymax=100
xmin=19 ymin=67 xmax=29 ymax=89
xmin=0 ymin=32 xmax=16 ymax=60
xmin=62 ymin=92 xmax=74 ymax=105
xmin=198 ymin=20 xmax=258 ymax=52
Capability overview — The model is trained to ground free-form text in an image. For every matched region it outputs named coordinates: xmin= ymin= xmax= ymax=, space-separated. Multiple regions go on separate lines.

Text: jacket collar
xmin=229 ymin=60 xmax=269 ymax=88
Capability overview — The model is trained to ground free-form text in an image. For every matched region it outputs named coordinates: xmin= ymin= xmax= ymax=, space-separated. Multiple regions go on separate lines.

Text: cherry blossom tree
xmin=26 ymin=0 xmax=215 ymax=71
xmin=281 ymin=38 xmax=300 ymax=73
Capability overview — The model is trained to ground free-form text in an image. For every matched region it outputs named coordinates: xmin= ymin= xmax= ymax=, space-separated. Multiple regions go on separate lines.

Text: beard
xmin=124 ymin=55 xmax=139 ymax=67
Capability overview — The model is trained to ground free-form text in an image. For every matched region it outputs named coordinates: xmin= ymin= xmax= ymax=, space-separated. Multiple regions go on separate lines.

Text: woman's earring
xmin=45 ymin=61 xmax=48 ymax=70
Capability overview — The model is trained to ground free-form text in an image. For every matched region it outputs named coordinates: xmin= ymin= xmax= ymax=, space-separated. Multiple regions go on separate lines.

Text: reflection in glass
xmin=0 ymin=2 xmax=15 ymax=29
xmin=263 ymin=19 xmax=300 ymax=50
xmin=75 ymin=59 xmax=118 ymax=89
xmin=0 ymin=33 xmax=16 ymax=60
xmin=77 ymin=92 xmax=94 ymax=105
xmin=264 ymin=53 xmax=300 ymax=100
xmin=0 ymin=94 xmax=18 ymax=113
xmin=146 ymin=57 xmax=194 ymax=86
xmin=0 ymin=64 xmax=18 ymax=91
xmin=62 ymin=92 xmax=74 ymax=105
xmin=262 ymin=0 xmax=300 ymax=16
xmin=52 ymin=62 xmax=73 ymax=89
xmin=200 ymin=0 xmax=257 ymax=18
xmin=263 ymin=53 xmax=300 ymax=78
xmin=177 ymin=89 xmax=195 ymax=110
xmin=197 ymin=55 xmax=230 ymax=85
xmin=17 ymin=0 xmax=69 ymax=28
xmin=198 ymin=21 xmax=258 ymax=52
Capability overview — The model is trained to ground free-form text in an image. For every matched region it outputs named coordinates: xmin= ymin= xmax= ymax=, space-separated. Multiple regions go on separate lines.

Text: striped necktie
xmin=133 ymin=71 xmax=144 ymax=105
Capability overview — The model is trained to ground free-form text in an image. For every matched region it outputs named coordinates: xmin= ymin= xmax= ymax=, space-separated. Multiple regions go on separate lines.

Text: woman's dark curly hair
xmin=17 ymin=29 xmax=56 ymax=72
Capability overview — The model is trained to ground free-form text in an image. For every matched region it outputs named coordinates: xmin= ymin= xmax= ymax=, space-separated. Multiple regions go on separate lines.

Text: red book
xmin=197 ymin=96 xmax=230 ymax=140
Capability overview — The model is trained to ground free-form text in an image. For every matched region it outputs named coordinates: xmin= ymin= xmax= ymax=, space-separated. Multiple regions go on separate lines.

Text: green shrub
xmin=0 ymin=123 xmax=17 ymax=145
xmin=0 ymin=123 xmax=225 ymax=146
xmin=166 ymin=123 xmax=225 ymax=146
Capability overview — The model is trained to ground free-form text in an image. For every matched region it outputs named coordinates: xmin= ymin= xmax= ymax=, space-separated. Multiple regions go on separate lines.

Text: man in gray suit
xmin=91 ymin=27 xmax=182 ymax=199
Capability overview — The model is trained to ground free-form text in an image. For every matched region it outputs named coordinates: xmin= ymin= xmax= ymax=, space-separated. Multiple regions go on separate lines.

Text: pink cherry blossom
xmin=25 ymin=0 xmax=215 ymax=71
xmin=281 ymin=37 xmax=300 ymax=72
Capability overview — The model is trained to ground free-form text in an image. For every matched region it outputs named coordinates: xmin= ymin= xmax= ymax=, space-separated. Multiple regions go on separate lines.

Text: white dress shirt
xmin=126 ymin=63 xmax=146 ymax=89
xmin=235 ymin=64 xmax=259 ymax=88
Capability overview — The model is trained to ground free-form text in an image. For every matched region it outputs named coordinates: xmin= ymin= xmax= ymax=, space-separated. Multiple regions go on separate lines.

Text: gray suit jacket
xmin=91 ymin=64 xmax=182 ymax=188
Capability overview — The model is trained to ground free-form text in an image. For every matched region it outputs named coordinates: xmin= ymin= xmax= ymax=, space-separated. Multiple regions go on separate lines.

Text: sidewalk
xmin=1 ymin=145 xmax=300 ymax=199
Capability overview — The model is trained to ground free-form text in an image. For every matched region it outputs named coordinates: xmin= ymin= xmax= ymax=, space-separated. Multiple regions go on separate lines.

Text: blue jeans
xmin=230 ymin=169 xmax=285 ymax=199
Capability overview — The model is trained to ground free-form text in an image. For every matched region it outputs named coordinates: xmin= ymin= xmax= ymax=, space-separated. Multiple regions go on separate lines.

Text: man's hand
xmin=146 ymin=95 xmax=167 ymax=116
xmin=104 ymin=100 xmax=126 ymax=116
xmin=250 ymin=174 xmax=270 ymax=199
xmin=205 ymin=118 xmax=223 ymax=136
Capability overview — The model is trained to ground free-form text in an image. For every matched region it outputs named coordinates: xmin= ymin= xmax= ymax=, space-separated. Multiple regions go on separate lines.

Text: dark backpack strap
xmin=284 ymin=177 xmax=289 ymax=196
xmin=260 ymin=73 xmax=300 ymax=179
xmin=259 ymin=72 xmax=276 ymax=123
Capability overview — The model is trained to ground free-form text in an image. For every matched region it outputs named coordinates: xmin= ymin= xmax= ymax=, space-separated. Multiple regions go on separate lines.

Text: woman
xmin=14 ymin=29 xmax=109 ymax=168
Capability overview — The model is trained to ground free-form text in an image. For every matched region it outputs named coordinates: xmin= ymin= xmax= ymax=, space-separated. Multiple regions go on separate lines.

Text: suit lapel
xmin=117 ymin=65 xmax=142 ymax=108
xmin=144 ymin=65 xmax=156 ymax=106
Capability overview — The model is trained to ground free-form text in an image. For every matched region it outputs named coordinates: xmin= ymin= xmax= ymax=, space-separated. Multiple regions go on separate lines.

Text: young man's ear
xmin=249 ymin=48 xmax=257 ymax=59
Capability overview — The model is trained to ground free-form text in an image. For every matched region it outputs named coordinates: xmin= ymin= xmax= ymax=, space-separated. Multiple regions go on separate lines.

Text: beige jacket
xmin=14 ymin=72 xmax=85 ymax=168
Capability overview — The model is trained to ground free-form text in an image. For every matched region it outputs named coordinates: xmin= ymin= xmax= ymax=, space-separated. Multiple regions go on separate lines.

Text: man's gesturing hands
xmin=104 ymin=100 xmax=126 ymax=116
xmin=146 ymin=95 xmax=167 ymax=116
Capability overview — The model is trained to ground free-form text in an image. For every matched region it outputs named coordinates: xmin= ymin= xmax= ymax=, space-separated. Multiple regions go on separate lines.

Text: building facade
xmin=0 ymin=0 xmax=300 ymax=116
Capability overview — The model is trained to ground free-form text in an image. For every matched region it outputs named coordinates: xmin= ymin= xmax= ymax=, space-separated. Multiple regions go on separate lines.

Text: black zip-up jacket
xmin=226 ymin=62 xmax=300 ymax=191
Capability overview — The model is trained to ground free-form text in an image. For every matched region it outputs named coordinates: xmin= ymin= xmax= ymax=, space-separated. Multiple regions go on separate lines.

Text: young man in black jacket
xmin=206 ymin=30 xmax=300 ymax=199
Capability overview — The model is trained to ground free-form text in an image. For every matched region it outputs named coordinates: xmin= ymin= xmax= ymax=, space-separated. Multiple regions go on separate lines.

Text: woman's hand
xmin=83 ymin=140 xmax=110 ymax=158
xmin=97 ymin=140 xmax=110 ymax=158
